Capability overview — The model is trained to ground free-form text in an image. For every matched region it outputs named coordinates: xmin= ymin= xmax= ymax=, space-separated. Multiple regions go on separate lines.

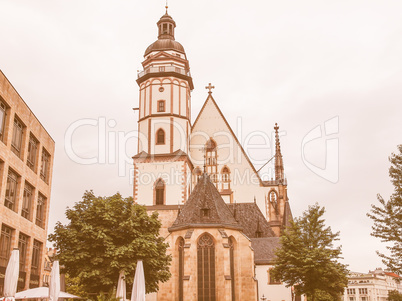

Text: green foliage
xmin=271 ymin=204 xmax=348 ymax=301
xmin=49 ymin=191 xmax=171 ymax=295
xmin=368 ymin=145 xmax=402 ymax=274
xmin=96 ymin=290 xmax=119 ymax=301
xmin=388 ymin=290 xmax=402 ymax=301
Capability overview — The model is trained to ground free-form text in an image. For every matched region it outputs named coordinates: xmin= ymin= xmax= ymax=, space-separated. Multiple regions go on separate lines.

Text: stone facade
xmin=0 ymin=70 xmax=55 ymax=293
xmin=134 ymin=9 xmax=294 ymax=301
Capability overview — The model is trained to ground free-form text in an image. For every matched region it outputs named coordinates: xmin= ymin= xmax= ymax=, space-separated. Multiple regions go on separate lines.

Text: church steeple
xmin=274 ymin=123 xmax=284 ymax=182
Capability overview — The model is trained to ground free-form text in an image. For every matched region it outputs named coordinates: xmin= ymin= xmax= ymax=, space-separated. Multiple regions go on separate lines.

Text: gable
xmin=191 ymin=95 xmax=264 ymax=185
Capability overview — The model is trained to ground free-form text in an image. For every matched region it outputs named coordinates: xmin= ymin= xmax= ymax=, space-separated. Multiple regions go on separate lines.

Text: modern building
xmin=133 ymin=7 xmax=294 ymax=301
xmin=344 ymin=268 xmax=402 ymax=301
xmin=0 ymin=70 xmax=55 ymax=293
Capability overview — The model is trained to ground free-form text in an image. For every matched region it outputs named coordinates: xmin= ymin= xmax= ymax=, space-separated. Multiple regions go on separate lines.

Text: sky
xmin=1 ymin=0 xmax=402 ymax=273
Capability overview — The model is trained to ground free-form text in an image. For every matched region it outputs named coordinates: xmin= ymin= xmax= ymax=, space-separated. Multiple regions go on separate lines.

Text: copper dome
xmin=144 ymin=39 xmax=185 ymax=56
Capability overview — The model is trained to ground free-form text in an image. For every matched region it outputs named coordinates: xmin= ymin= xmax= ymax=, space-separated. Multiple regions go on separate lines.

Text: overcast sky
xmin=1 ymin=0 xmax=402 ymax=273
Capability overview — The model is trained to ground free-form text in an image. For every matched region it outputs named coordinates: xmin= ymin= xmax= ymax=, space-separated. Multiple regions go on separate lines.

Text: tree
xmin=388 ymin=290 xmax=402 ymax=301
xmin=48 ymin=191 xmax=171 ymax=295
xmin=271 ymin=204 xmax=348 ymax=301
xmin=367 ymin=145 xmax=402 ymax=274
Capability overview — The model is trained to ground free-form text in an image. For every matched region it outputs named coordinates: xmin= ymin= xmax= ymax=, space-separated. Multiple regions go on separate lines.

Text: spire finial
xmin=274 ymin=123 xmax=284 ymax=182
xmin=165 ymin=0 xmax=168 ymax=14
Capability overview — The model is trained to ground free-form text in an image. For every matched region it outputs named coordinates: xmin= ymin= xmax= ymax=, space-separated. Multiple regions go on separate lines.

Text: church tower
xmin=133 ymin=8 xmax=194 ymax=206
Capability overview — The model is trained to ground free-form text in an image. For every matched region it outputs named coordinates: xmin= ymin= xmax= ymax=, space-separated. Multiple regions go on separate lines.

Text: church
xmin=132 ymin=7 xmax=294 ymax=301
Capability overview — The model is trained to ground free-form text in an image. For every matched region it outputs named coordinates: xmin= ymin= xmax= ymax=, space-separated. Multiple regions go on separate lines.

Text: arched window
xmin=197 ymin=233 xmax=215 ymax=301
xmin=178 ymin=237 xmax=185 ymax=301
xmin=205 ymin=138 xmax=217 ymax=183
xmin=221 ymin=166 xmax=231 ymax=190
xmin=156 ymin=129 xmax=165 ymax=145
xmin=229 ymin=237 xmax=235 ymax=301
xmin=155 ymin=179 xmax=165 ymax=205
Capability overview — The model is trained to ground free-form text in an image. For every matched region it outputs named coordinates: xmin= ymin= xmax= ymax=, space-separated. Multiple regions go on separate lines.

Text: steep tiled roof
xmin=169 ymin=174 xmax=242 ymax=231
xmin=227 ymin=203 xmax=276 ymax=238
xmin=251 ymin=237 xmax=281 ymax=265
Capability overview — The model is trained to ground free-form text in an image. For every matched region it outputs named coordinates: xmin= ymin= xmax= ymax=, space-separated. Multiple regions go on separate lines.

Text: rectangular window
xmin=36 ymin=193 xmax=46 ymax=228
xmin=40 ymin=148 xmax=50 ymax=183
xmin=31 ymin=240 xmax=42 ymax=275
xmin=159 ymin=66 xmax=165 ymax=72
xmin=0 ymin=225 xmax=13 ymax=267
xmin=359 ymin=288 xmax=368 ymax=295
xmin=0 ymin=99 xmax=7 ymax=142
xmin=158 ymin=100 xmax=165 ymax=112
xmin=348 ymin=289 xmax=356 ymax=295
xmin=22 ymin=183 xmax=34 ymax=220
xmin=11 ymin=117 xmax=24 ymax=157
xmin=5 ymin=169 xmax=18 ymax=211
xmin=18 ymin=233 xmax=29 ymax=271
xmin=27 ymin=134 xmax=38 ymax=171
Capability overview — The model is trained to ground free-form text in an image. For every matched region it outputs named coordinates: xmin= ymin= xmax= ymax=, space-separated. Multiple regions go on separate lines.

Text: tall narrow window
xmin=5 ymin=169 xmax=18 ymax=211
xmin=205 ymin=139 xmax=217 ymax=183
xmin=155 ymin=179 xmax=165 ymax=205
xmin=11 ymin=117 xmax=23 ymax=157
xmin=197 ymin=233 xmax=216 ymax=301
xmin=27 ymin=134 xmax=38 ymax=171
xmin=0 ymin=225 xmax=13 ymax=267
xmin=36 ymin=193 xmax=46 ymax=228
xmin=31 ymin=240 xmax=42 ymax=276
xmin=229 ymin=237 xmax=235 ymax=301
xmin=40 ymin=148 xmax=50 ymax=183
xmin=22 ymin=183 xmax=33 ymax=220
xmin=156 ymin=129 xmax=165 ymax=145
xmin=157 ymin=100 xmax=165 ymax=112
xmin=221 ymin=166 xmax=231 ymax=190
xmin=178 ymin=238 xmax=185 ymax=301
xmin=18 ymin=233 xmax=29 ymax=271
xmin=0 ymin=99 xmax=7 ymax=142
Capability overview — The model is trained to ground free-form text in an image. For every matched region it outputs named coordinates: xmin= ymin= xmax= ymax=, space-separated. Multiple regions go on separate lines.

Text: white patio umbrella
xmin=15 ymin=287 xmax=81 ymax=299
xmin=4 ymin=248 xmax=20 ymax=299
xmin=49 ymin=260 xmax=60 ymax=301
xmin=130 ymin=260 xmax=145 ymax=301
xmin=116 ymin=271 xmax=126 ymax=301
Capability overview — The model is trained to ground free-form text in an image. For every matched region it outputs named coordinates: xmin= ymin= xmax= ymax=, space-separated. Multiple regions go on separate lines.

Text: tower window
xmin=178 ymin=237 xmax=185 ymax=301
xmin=157 ymin=100 xmax=165 ymax=112
xmin=229 ymin=237 xmax=235 ymax=301
xmin=197 ymin=234 xmax=216 ymax=301
xmin=155 ymin=179 xmax=165 ymax=205
xmin=156 ymin=129 xmax=165 ymax=145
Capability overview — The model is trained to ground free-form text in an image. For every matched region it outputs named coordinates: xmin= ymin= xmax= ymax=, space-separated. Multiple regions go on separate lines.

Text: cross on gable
xmin=205 ymin=83 xmax=215 ymax=94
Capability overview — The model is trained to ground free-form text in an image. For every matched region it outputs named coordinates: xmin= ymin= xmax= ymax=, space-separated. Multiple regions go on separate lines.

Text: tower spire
xmin=274 ymin=123 xmax=284 ymax=182
xmin=165 ymin=0 xmax=168 ymax=14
